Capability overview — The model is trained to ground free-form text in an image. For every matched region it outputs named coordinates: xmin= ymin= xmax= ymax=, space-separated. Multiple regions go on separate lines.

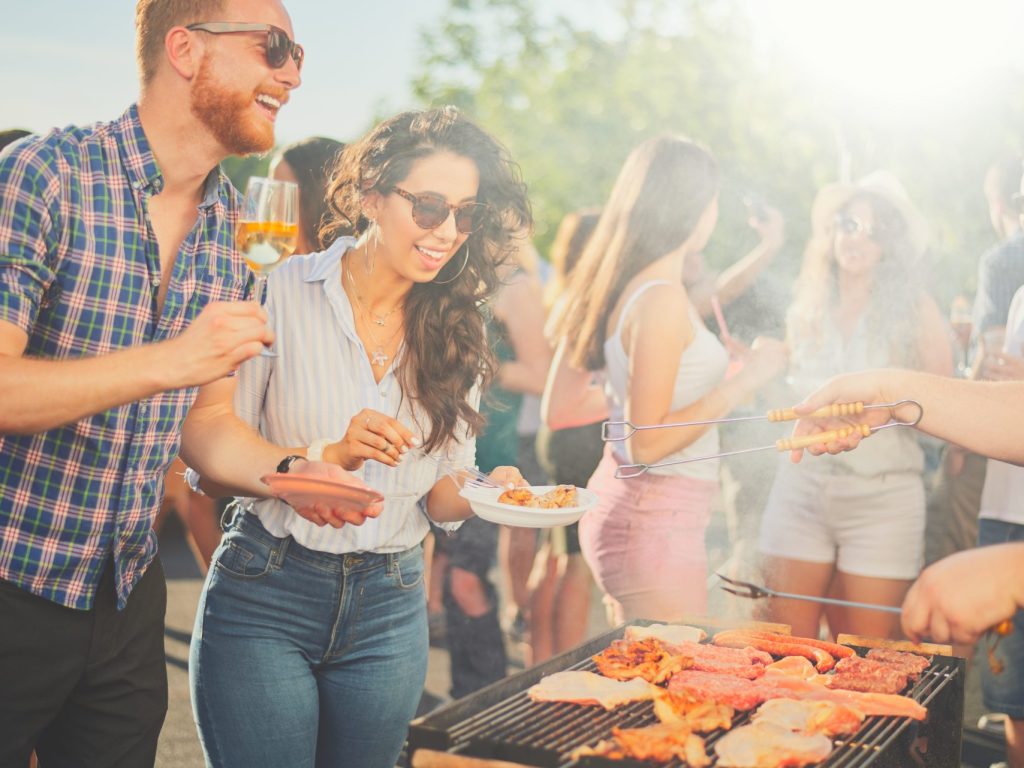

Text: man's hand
xmin=901 ymin=543 xmax=1023 ymax=644
xmin=270 ymin=460 xmax=383 ymax=528
xmin=788 ymin=371 xmax=898 ymax=463
xmin=162 ymin=301 xmax=273 ymax=388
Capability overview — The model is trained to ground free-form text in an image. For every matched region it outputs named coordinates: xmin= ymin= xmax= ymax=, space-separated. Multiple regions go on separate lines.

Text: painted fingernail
xmin=399 ymin=445 xmax=408 ymax=454
xmin=410 ymin=437 xmax=422 ymax=447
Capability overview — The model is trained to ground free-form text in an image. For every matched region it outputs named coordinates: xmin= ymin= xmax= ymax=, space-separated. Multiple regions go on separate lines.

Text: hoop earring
xmin=432 ymin=245 xmax=471 ymax=285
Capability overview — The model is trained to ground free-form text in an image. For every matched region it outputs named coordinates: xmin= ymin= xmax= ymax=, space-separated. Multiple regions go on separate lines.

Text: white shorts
xmin=758 ymin=459 xmax=925 ymax=580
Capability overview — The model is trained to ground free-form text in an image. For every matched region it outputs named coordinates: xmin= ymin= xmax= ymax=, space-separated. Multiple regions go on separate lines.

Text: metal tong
xmin=603 ymin=400 xmax=924 ymax=479
xmin=717 ymin=572 xmax=900 ymax=614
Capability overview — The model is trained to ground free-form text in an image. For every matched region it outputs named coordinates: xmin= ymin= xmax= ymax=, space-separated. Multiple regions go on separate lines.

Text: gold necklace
xmin=345 ymin=265 xmax=400 ymax=327
xmin=345 ymin=267 xmax=404 ymax=367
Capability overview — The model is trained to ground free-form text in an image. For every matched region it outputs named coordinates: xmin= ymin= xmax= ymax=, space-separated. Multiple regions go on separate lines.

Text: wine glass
xmin=237 ymin=176 xmax=299 ymax=357
xmin=948 ymin=295 xmax=973 ymax=378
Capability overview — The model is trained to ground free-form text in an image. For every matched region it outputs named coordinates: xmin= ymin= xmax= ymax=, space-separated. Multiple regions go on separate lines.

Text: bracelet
xmin=307 ymin=438 xmax=332 ymax=463
xmin=276 ymin=454 xmax=306 ymax=474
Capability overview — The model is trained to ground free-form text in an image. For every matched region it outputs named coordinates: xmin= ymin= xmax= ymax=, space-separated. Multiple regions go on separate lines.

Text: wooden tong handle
xmin=775 ymin=423 xmax=871 ymax=451
xmin=767 ymin=402 xmax=865 ymax=422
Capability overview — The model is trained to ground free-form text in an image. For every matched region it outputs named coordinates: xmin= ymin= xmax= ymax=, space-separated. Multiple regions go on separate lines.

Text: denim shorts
xmin=977 ymin=518 xmax=1024 ymax=718
xmin=190 ymin=512 xmax=428 ymax=768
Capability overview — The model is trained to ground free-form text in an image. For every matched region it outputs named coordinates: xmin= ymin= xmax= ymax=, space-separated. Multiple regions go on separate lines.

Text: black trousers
xmin=0 ymin=557 xmax=168 ymax=768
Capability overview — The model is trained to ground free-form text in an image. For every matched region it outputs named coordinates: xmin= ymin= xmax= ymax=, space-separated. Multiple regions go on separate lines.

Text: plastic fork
xmin=716 ymin=572 xmax=901 ymax=614
xmin=607 ymin=399 xmax=923 ymax=479
xmin=419 ymin=451 xmax=500 ymax=490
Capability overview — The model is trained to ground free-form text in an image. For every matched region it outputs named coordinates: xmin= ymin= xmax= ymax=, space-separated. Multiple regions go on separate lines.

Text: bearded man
xmin=0 ymin=1 xmax=301 ymax=763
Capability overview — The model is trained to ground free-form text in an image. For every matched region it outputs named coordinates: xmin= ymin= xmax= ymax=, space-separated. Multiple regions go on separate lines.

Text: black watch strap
xmin=276 ymin=455 xmax=306 ymax=474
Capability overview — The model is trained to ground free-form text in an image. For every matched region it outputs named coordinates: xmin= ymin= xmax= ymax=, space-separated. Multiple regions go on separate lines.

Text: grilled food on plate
xmin=498 ymin=484 xmax=578 ymax=508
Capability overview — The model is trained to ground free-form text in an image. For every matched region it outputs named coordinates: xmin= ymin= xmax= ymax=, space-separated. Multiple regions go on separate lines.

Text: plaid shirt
xmin=0 ymin=105 xmax=250 ymax=610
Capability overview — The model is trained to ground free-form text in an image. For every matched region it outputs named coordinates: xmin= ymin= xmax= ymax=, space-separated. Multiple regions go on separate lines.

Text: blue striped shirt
xmin=235 ymin=238 xmax=474 ymax=553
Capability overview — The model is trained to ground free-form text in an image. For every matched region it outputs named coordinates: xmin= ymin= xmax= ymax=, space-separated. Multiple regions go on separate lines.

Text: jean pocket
xmin=214 ymin=535 xmax=275 ymax=579
xmin=390 ymin=556 xmax=425 ymax=591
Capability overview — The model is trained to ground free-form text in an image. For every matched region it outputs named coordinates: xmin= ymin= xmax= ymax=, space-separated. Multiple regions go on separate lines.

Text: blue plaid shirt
xmin=0 ymin=105 xmax=250 ymax=610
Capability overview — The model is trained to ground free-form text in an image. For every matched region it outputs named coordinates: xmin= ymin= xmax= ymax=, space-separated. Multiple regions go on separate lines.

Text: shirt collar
xmin=304 ymin=236 xmax=357 ymax=283
xmin=114 ymin=103 xmax=232 ymax=210
xmin=114 ymin=104 xmax=164 ymax=195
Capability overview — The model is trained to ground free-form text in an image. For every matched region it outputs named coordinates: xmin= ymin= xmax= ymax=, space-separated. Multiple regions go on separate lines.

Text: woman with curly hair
xmin=758 ymin=172 xmax=951 ymax=640
xmin=189 ymin=106 xmax=531 ymax=768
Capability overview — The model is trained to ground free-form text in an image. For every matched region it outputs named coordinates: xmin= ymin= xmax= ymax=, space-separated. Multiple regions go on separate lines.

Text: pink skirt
xmin=580 ymin=449 xmax=717 ymax=626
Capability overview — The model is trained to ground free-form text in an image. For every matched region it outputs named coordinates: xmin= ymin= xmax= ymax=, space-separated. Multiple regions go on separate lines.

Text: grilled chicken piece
xmin=753 ymin=698 xmax=864 ymax=736
xmin=572 ymin=723 xmax=710 ymax=767
xmin=653 ymin=688 xmax=734 ymax=732
xmin=593 ymin=637 xmax=692 ymax=684
xmin=715 ymin=721 xmax=834 ymax=767
xmin=527 ymin=670 xmax=655 ymax=710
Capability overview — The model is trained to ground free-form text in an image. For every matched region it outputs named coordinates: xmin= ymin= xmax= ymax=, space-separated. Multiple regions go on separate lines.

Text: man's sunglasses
xmin=834 ymin=213 xmax=876 ymax=239
xmin=187 ymin=22 xmax=304 ymax=71
xmin=392 ymin=187 xmax=486 ymax=235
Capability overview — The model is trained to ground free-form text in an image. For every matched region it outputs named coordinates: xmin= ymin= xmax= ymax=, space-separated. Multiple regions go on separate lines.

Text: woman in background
xmin=758 ymin=172 xmax=951 ymax=639
xmin=545 ymin=136 xmax=787 ymax=625
xmin=270 ymin=136 xmax=345 ymax=253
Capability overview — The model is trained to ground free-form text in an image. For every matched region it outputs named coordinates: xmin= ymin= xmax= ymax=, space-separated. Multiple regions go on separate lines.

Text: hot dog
xmin=712 ymin=631 xmax=837 ymax=673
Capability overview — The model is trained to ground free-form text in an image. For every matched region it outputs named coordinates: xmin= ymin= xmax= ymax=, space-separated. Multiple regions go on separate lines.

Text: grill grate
xmin=408 ymin=627 xmax=965 ymax=768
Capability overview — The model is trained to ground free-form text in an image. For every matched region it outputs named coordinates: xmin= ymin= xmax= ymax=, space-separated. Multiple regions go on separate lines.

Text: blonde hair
xmin=135 ymin=0 xmax=226 ymax=85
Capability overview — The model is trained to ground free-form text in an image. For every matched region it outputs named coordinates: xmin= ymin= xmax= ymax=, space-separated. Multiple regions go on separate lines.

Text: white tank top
xmin=604 ymin=280 xmax=729 ymax=480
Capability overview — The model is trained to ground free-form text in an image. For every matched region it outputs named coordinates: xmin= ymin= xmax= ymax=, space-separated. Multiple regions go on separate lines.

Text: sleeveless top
xmin=604 ymin=280 xmax=728 ymax=481
xmin=786 ymin=309 xmax=923 ymax=477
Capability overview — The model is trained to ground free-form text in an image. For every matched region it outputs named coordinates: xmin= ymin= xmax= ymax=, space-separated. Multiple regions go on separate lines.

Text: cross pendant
xmin=371 ymin=349 xmax=389 ymax=367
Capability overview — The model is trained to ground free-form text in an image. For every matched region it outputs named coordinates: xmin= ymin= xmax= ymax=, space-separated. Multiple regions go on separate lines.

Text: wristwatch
xmin=276 ymin=455 xmax=306 ymax=474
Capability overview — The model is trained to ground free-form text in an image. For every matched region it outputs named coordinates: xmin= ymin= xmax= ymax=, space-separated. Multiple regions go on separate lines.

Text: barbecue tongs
xmin=603 ymin=400 xmax=923 ymax=479
xmin=717 ymin=572 xmax=901 ymax=614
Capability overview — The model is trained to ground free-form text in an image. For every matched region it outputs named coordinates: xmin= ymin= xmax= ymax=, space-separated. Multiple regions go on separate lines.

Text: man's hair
xmin=135 ymin=0 xmax=226 ymax=86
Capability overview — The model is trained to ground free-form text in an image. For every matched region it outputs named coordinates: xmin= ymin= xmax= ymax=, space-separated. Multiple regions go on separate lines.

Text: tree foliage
xmin=413 ymin=0 xmax=1024 ymax=307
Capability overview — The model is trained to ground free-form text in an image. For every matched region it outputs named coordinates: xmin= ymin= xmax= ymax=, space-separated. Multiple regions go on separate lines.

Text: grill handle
xmin=411 ymin=749 xmax=534 ymax=768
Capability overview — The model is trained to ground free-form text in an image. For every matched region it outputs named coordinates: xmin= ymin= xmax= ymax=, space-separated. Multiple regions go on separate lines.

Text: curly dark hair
xmin=322 ymin=107 xmax=531 ymax=452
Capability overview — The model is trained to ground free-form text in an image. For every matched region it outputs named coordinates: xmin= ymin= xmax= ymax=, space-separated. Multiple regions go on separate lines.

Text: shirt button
xmin=379 ymin=389 xmax=387 ymax=397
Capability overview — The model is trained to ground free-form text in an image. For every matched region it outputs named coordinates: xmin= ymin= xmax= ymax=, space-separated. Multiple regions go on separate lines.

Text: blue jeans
xmin=977 ymin=518 xmax=1024 ymax=718
xmin=189 ymin=512 xmax=428 ymax=767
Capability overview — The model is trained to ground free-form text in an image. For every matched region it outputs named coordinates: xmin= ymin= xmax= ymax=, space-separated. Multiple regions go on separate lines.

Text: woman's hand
xmin=487 ymin=465 xmax=528 ymax=490
xmin=749 ymin=206 xmax=785 ymax=253
xmin=980 ymin=349 xmax=1024 ymax=382
xmin=324 ymin=408 xmax=418 ymax=470
xmin=274 ymin=460 xmax=383 ymax=528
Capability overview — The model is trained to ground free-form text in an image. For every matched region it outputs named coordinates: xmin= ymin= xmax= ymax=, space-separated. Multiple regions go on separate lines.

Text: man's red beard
xmin=191 ymin=55 xmax=275 ymax=156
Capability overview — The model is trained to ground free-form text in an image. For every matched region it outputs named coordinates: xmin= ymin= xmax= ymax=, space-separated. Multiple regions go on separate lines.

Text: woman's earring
xmin=432 ymin=244 xmax=471 ymax=284
xmin=365 ymin=220 xmax=378 ymax=273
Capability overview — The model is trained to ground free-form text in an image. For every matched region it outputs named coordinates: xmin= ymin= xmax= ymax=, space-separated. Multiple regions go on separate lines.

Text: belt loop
xmin=271 ymin=534 xmax=291 ymax=570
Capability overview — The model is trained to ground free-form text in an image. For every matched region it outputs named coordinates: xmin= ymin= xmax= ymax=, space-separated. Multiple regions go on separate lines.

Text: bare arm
xmin=0 ymin=303 xmax=271 ymax=435
xmin=624 ymin=286 xmax=787 ymax=465
xmin=791 ymin=369 xmax=1024 ymax=465
xmin=541 ymin=337 xmax=608 ymax=429
xmin=425 ymin=465 xmax=525 ymax=522
xmin=492 ymin=273 xmax=552 ymax=396
xmin=691 ymin=208 xmax=785 ymax=318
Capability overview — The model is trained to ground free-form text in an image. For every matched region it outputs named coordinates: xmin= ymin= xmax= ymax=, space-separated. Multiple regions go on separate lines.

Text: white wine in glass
xmin=237 ymin=177 xmax=298 ymax=356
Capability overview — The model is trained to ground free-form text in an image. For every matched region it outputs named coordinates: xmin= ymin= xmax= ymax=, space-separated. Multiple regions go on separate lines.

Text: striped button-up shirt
xmin=0 ymin=105 xmax=250 ymax=610
xmin=236 ymin=238 xmax=473 ymax=553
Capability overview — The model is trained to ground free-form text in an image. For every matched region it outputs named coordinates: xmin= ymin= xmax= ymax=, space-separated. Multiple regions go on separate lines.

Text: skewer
xmin=609 ymin=399 xmax=923 ymax=478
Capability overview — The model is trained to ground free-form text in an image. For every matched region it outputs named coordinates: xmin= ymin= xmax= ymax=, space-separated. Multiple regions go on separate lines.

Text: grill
xmin=408 ymin=623 xmax=965 ymax=768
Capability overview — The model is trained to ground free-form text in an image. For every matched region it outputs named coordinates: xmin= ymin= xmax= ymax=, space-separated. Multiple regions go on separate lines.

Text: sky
xmin=5 ymin=1 xmax=1023 ymax=145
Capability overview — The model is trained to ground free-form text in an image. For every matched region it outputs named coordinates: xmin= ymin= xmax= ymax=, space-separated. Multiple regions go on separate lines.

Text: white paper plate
xmin=459 ymin=485 xmax=597 ymax=528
